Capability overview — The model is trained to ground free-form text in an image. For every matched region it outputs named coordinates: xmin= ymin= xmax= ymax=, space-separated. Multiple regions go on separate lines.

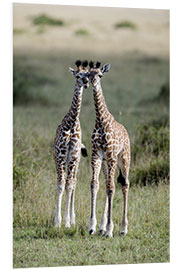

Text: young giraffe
xmin=88 ymin=61 xmax=131 ymax=237
xmin=54 ymin=60 xmax=89 ymax=228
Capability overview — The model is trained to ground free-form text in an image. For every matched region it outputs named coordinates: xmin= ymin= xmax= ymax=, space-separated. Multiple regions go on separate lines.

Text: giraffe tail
xmin=81 ymin=143 xmax=88 ymax=157
xmin=117 ymin=169 xmax=126 ymax=186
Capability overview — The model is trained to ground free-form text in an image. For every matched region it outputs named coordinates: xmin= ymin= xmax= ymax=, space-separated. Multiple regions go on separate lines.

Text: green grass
xmin=13 ymin=184 xmax=169 ymax=267
xmin=13 ymin=50 xmax=169 ymax=268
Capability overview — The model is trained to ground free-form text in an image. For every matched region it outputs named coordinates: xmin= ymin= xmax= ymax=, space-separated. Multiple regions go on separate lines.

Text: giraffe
xmin=88 ymin=61 xmax=131 ymax=237
xmin=54 ymin=60 xmax=89 ymax=228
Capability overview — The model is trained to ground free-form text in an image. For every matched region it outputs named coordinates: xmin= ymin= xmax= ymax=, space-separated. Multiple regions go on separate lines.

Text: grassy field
xmin=13 ymin=4 xmax=169 ymax=268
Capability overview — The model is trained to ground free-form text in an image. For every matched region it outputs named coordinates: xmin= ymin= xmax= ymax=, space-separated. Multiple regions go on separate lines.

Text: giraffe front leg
xmin=65 ymin=153 xmax=79 ymax=228
xmin=54 ymin=164 xmax=66 ymax=228
xmin=99 ymin=195 xmax=108 ymax=235
xmin=105 ymin=159 xmax=117 ymax=238
xmin=99 ymin=161 xmax=108 ymax=235
xmin=70 ymin=189 xmax=76 ymax=226
xmin=64 ymin=188 xmax=72 ymax=228
xmin=89 ymin=154 xmax=102 ymax=235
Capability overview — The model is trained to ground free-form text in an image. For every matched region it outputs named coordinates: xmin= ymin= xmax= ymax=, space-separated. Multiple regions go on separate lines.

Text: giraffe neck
xmin=69 ymin=83 xmax=83 ymax=123
xmin=93 ymin=82 xmax=112 ymax=123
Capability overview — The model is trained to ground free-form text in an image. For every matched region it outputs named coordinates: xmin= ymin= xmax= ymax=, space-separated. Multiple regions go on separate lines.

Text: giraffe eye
xmin=76 ymin=75 xmax=80 ymax=79
xmin=99 ymin=74 xmax=102 ymax=78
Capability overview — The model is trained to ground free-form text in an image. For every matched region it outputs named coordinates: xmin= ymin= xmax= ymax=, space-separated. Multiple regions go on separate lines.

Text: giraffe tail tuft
xmin=81 ymin=143 xmax=88 ymax=157
xmin=117 ymin=169 xmax=126 ymax=186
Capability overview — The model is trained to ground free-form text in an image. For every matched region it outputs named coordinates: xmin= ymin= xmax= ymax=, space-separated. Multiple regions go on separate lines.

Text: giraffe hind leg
xmin=118 ymin=151 xmax=130 ymax=235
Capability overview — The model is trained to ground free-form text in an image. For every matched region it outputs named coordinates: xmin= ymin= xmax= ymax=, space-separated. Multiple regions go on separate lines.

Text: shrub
xmin=32 ymin=14 xmax=64 ymax=26
xmin=131 ymin=157 xmax=169 ymax=186
xmin=132 ymin=118 xmax=169 ymax=161
xmin=114 ymin=20 xmax=137 ymax=30
xmin=131 ymin=116 xmax=169 ymax=185
xmin=75 ymin=29 xmax=90 ymax=36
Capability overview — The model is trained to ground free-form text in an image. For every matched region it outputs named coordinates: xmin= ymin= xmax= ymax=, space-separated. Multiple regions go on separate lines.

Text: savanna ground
xmin=13 ymin=4 xmax=169 ymax=268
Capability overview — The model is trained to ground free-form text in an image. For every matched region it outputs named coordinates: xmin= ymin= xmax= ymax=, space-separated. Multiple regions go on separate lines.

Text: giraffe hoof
xmin=121 ymin=230 xmax=127 ymax=236
xmin=99 ymin=230 xmax=106 ymax=236
xmin=89 ymin=229 xmax=95 ymax=235
xmin=105 ymin=234 xmax=113 ymax=238
xmin=105 ymin=231 xmax=113 ymax=238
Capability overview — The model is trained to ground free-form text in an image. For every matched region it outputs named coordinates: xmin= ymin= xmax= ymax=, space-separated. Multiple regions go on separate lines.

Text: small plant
xmin=114 ymin=20 xmax=137 ymax=30
xmin=32 ymin=14 xmax=65 ymax=26
xmin=75 ymin=28 xmax=89 ymax=36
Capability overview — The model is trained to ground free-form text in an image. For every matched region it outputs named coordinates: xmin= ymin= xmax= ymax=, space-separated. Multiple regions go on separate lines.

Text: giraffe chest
xmin=92 ymin=128 xmax=119 ymax=152
xmin=92 ymin=120 xmax=125 ymax=156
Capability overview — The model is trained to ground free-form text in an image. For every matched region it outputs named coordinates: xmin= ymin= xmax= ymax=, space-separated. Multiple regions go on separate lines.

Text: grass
xmin=13 ymin=184 xmax=169 ymax=268
xmin=13 ymin=49 xmax=169 ymax=268
xmin=114 ymin=20 xmax=137 ymax=30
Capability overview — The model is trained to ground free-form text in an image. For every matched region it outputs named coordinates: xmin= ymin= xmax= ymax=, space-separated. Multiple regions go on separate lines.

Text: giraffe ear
xmin=101 ymin=63 xmax=111 ymax=74
xmin=69 ymin=67 xmax=76 ymax=76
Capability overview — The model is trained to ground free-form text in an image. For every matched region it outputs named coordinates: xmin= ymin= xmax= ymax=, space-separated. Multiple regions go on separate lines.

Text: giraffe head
xmin=88 ymin=61 xmax=111 ymax=88
xmin=69 ymin=60 xmax=89 ymax=89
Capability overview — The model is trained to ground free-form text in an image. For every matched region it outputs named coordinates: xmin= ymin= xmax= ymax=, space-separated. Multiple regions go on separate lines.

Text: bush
xmin=32 ymin=14 xmax=65 ymax=26
xmin=131 ymin=158 xmax=169 ymax=186
xmin=132 ymin=117 xmax=169 ymax=161
xmin=114 ymin=20 xmax=137 ymax=30
xmin=131 ymin=116 xmax=169 ymax=185
xmin=75 ymin=28 xmax=90 ymax=36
